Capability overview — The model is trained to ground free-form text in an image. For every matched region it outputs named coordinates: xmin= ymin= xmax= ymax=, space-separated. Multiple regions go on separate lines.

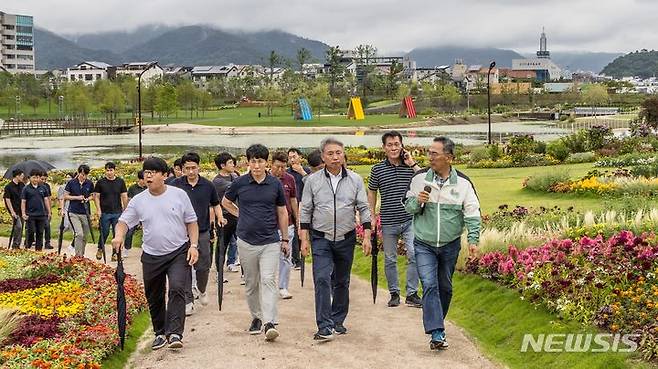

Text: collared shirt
xmin=64 ymin=178 xmax=94 ymax=215
xmin=287 ymin=166 xmax=311 ymax=200
xmin=368 ymin=158 xmax=415 ymax=226
xmin=434 ymin=172 xmax=450 ymax=188
xmin=277 ymin=172 xmax=297 ymax=225
xmin=171 ymin=175 xmax=220 ymax=233
xmin=21 ymin=184 xmax=49 ymax=217
xmin=328 ymin=168 xmax=342 ymax=192
xmin=3 ymin=180 xmax=24 ymax=214
xmin=224 ymin=173 xmax=286 ymax=246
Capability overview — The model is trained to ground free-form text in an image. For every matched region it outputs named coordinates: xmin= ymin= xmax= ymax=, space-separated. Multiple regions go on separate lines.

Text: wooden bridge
xmin=0 ymin=118 xmax=136 ymax=137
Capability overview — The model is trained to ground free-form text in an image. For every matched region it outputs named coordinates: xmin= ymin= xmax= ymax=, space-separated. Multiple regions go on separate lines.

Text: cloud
xmin=3 ymin=0 xmax=657 ymax=53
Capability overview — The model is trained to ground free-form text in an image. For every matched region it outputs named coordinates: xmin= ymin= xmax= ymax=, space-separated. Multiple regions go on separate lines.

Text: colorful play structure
xmin=294 ymin=98 xmax=313 ymax=121
xmin=399 ymin=96 xmax=417 ymax=118
xmin=347 ymin=97 xmax=365 ymax=120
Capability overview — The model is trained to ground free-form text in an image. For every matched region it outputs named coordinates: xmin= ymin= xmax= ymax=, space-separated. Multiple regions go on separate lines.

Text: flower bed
xmin=0 ymin=250 xmax=147 ymax=368
xmin=465 ymin=230 xmax=658 ymax=361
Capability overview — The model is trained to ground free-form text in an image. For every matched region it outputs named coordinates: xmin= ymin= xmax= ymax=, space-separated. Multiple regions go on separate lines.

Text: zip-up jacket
xmin=300 ymin=166 xmax=371 ymax=241
xmin=404 ymin=167 xmax=481 ymax=247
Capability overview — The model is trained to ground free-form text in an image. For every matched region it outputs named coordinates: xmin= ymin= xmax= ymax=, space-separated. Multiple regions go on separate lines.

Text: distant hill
xmin=405 ymin=46 xmax=524 ymax=68
xmin=601 ymin=50 xmax=658 ymax=78
xmin=35 ymin=25 xmax=329 ymax=69
xmin=64 ymin=25 xmax=175 ymax=54
xmin=549 ymin=52 xmax=623 ymax=73
xmin=34 ymin=28 xmax=121 ymax=70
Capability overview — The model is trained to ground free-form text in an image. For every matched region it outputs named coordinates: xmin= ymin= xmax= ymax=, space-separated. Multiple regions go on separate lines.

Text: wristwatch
xmin=190 ymin=244 xmax=198 ymax=249
xmin=281 ymin=239 xmax=289 ymax=243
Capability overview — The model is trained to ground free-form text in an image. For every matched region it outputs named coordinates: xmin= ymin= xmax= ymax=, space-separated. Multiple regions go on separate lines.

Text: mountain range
xmin=34 ymin=24 xmax=622 ymax=73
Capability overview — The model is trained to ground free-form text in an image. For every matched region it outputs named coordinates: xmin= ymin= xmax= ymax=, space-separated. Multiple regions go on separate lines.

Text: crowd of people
xmin=3 ymin=132 xmax=481 ymax=353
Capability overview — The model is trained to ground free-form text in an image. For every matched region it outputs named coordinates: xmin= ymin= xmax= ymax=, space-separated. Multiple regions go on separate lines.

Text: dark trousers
xmin=213 ymin=215 xmax=237 ymax=269
xmin=26 ymin=216 xmax=46 ymax=251
xmin=142 ymin=244 xmax=191 ymax=338
xmin=99 ymin=213 xmax=121 ymax=254
xmin=186 ymin=231 xmax=211 ymax=303
xmin=10 ymin=217 xmax=23 ymax=249
xmin=311 ymin=232 xmax=356 ymax=331
xmin=415 ymin=238 xmax=461 ymax=334
xmin=291 ymin=226 xmax=301 ymax=266
xmin=44 ymin=219 xmax=51 ymax=247
xmin=124 ymin=226 xmax=138 ymax=250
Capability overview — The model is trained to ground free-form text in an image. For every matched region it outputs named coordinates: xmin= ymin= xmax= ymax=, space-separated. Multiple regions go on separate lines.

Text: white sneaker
xmin=67 ymin=245 xmax=75 ymax=254
xmin=122 ymin=249 xmax=129 ymax=258
xmin=279 ymin=289 xmax=293 ymax=300
xmin=199 ymin=292 xmax=209 ymax=306
xmin=185 ymin=302 xmax=195 ymax=316
xmin=227 ymin=264 xmax=240 ymax=273
xmin=192 ymin=285 xmax=200 ymax=300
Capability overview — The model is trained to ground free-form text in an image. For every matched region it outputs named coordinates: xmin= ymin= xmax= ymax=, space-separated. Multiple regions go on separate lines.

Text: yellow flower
xmin=0 ymin=281 xmax=87 ymax=318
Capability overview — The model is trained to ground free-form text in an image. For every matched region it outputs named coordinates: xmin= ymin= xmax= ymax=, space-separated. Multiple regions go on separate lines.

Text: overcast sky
xmin=3 ymin=0 xmax=656 ymax=53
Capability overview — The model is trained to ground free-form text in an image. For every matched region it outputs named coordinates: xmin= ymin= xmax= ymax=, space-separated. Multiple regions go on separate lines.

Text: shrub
xmin=565 ymin=151 xmax=597 ymax=164
xmin=586 ymin=125 xmax=613 ymax=150
xmin=546 ymin=140 xmax=570 ymax=162
xmin=468 ymin=147 xmax=490 ymax=163
xmin=561 ymin=130 xmax=588 ymax=153
xmin=487 ymin=144 xmax=502 ymax=161
xmin=506 ymin=135 xmax=538 ymax=164
xmin=524 ymin=171 xmax=571 ymax=192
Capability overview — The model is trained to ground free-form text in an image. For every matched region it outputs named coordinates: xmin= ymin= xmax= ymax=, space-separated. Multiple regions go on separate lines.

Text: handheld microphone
xmin=420 ymin=185 xmax=432 ymax=215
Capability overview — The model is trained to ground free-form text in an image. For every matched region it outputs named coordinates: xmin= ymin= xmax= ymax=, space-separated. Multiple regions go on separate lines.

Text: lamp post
xmin=487 ymin=60 xmax=496 ymax=145
xmin=137 ymin=61 xmax=159 ymax=160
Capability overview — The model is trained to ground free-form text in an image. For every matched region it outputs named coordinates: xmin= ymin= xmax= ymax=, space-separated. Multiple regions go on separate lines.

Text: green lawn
xmin=101 ymin=311 xmax=150 ymax=369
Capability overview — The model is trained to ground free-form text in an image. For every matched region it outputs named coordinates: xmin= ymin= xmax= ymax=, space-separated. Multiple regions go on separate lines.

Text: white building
xmin=66 ymin=61 xmax=111 ymax=85
xmin=512 ymin=28 xmax=563 ymax=81
xmin=111 ymin=62 xmax=164 ymax=85
xmin=0 ymin=11 xmax=35 ymax=73
xmin=192 ymin=64 xmax=243 ymax=84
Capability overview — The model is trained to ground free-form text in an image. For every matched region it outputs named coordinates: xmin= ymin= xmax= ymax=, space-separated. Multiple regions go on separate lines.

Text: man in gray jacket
xmin=300 ymin=137 xmax=372 ymax=342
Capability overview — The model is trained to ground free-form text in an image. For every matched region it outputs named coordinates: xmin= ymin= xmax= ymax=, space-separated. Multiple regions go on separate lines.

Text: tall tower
xmin=537 ymin=27 xmax=550 ymax=59
xmin=0 ymin=11 xmax=35 ymax=73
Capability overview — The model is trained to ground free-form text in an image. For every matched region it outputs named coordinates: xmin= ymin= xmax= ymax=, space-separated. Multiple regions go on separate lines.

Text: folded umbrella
xmin=114 ymin=248 xmax=127 ymax=350
xmin=98 ymin=221 xmax=106 ymax=264
xmin=370 ymin=225 xmax=379 ymax=304
xmin=56 ymin=213 xmax=65 ymax=255
xmin=3 ymin=160 xmax=55 ymax=179
xmin=216 ymin=224 xmax=226 ymax=311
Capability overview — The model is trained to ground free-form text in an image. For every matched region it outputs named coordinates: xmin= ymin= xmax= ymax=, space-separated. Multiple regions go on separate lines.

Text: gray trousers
xmin=68 ymin=213 xmax=91 ymax=257
xmin=186 ymin=231 xmax=211 ymax=303
xmin=237 ymin=238 xmax=280 ymax=324
xmin=278 ymin=225 xmax=295 ymax=290
xmin=10 ymin=217 xmax=22 ymax=248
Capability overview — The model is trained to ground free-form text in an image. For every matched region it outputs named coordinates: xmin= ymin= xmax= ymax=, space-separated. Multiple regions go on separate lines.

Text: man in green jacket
xmin=404 ymin=136 xmax=481 ymax=351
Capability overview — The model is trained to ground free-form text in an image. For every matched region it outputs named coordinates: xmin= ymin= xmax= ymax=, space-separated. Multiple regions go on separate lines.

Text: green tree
xmin=155 ymin=83 xmax=178 ymax=121
xmin=258 ymin=84 xmax=283 ymax=117
xmin=582 ymin=84 xmax=609 ymax=107
xmin=177 ymin=80 xmax=197 ymax=119
xmin=197 ymin=90 xmax=213 ymax=117
xmin=440 ymin=84 xmax=462 ymax=112
xmin=267 ymin=50 xmax=282 ymax=85
xmin=386 ymin=60 xmax=403 ymax=98
xmin=325 ymin=46 xmax=345 ymax=107
xmin=639 ymin=96 xmax=658 ymax=130
xmin=355 ymin=44 xmax=377 ymax=103
xmin=63 ymin=82 xmax=92 ymax=118
xmin=396 ymin=83 xmax=411 ymax=101
xmin=296 ymin=47 xmax=312 ymax=73
xmin=308 ymin=82 xmax=330 ymax=120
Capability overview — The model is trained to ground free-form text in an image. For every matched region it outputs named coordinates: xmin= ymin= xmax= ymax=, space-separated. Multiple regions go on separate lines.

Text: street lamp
xmin=137 ymin=61 xmax=159 ymax=160
xmin=487 ymin=60 xmax=496 ymax=145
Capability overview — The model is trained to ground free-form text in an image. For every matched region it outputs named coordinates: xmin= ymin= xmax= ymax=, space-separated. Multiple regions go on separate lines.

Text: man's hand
xmin=403 ymin=151 xmax=416 ymax=167
xmin=10 ymin=212 xmax=18 ymax=219
xmin=187 ymin=246 xmax=199 ymax=266
xmin=362 ymin=237 xmax=372 ymax=256
xmin=59 ymin=208 xmax=66 ymax=217
xmin=281 ymin=240 xmax=290 ymax=257
xmin=417 ymin=191 xmax=430 ymax=204
xmin=217 ymin=216 xmax=227 ymax=227
xmin=111 ymin=237 xmax=123 ymax=254
xmin=468 ymin=244 xmax=478 ymax=258
xmin=301 ymin=239 xmax=310 ymax=257
xmin=22 ymin=214 xmax=28 ymax=221
xmin=292 ymin=163 xmax=306 ymax=175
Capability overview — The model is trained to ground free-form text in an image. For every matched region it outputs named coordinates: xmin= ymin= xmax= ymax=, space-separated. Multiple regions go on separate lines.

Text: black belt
xmin=311 ymin=229 xmax=355 ymax=240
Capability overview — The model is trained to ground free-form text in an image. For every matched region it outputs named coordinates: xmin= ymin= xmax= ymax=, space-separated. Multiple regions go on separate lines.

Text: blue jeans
xmin=381 ymin=220 xmax=419 ymax=296
xmin=227 ymin=235 xmax=238 ymax=266
xmin=124 ymin=226 xmax=138 ymax=250
xmin=99 ymin=213 xmax=121 ymax=252
xmin=415 ymin=237 xmax=461 ymax=334
xmin=311 ymin=232 xmax=356 ymax=331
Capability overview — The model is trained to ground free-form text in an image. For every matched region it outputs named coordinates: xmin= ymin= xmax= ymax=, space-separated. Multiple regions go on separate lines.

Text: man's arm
xmin=186 ymin=221 xmax=200 ymax=265
xmin=93 ymin=192 xmax=102 ymax=216
xmin=367 ymin=189 xmax=378 ymax=219
xmin=111 ymin=220 xmax=129 ymax=253
xmin=45 ymin=197 xmax=52 ymax=219
xmin=21 ymin=199 xmax=27 ymax=220
xmin=355 ymin=178 xmax=372 ymax=256
xmin=221 ymin=196 xmax=239 ymax=218
xmin=63 ymin=190 xmax=83 ymax=202
xmin=4 ymin=198 xmax=16 ymax=218
xmin=290 ymin=197 xmax=299 ymax=226
xmin=120 ymin=192 xmax=128 ymax=210
xmin=277 ymin=205 xmax=290 ymax=256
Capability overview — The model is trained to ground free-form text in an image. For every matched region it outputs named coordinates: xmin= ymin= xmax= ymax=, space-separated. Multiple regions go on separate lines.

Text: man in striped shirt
xmin=367 ymin=131 xmax=423 ymax=308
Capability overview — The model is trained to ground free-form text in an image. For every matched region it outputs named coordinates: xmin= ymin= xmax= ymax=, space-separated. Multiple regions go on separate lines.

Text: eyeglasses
xmin=143 ymin=170 xmax=156 ymax=176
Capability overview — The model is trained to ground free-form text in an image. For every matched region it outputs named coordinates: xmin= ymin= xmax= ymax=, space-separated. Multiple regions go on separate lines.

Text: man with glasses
xmin=404 ymin=136 xmax=481 ymax=351
xmin=368 ymin=131 xmax=422 ymax=308
xmin=171 ymin=152 xmax=225 ymax=315
xmin=222 ymin=144 xmax=289 ymax=342
xmin=112 ymin=157 xmax=199 ymax=351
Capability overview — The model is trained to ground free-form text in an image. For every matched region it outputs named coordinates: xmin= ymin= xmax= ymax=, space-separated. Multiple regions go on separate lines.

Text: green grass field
xmin=1 ymin=104 xmax=423 ymax=127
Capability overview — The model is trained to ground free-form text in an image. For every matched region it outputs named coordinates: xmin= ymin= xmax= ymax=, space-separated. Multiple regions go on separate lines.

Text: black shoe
xmin=430 ymin=331 xmax=449 ymax=350
xmin=264 ymin=322 xmax=279 ymax=341
xmin=334 ymin=324 xmax=347 ymax=335
xmin=45 ymin=245 xmax=54 ymax=250
xmin=313 ymin=328 xmax=334 ymax=341
xmin=387 ymin=292 xmax=400 ymax=307
xmin=168 ymin=334 xmax=183 ymax=349
xmin=151 ymin=335 xmax=167 ymax=350
xmin=248 ymin=318 xmax=262 ymax=335
xmin=405 ymin=293 xmax=422 ymax=308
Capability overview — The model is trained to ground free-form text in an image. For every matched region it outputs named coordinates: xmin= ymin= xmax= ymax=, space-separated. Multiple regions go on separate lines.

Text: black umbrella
xmin=56 ymin=213 xmax=65 ymax=255
xmin=114 ymin=248 xmax=127 ymax=350
xmin=370 ymin=225 xmax=379 ymax=304
xmin=98 ymin=221 xmax=106 ymax=264
xmin=84 ymin=201 xmax=95 ymax=243
xmin=7 ymin=216 xmax=17 ymax=249
xmin=3 ymin=160 xmax=55 ymax=179
xmin=216 ymin=224 xmax=226 ymax=311
xmin=300 ymin=238 xmax=305 ymax=287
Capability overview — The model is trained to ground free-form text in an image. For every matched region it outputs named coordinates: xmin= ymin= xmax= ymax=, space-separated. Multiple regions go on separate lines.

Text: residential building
xmin=465 ymin=65 xmax=499 ymax=90
xmin=191 ymin=64 xmax=242 ymax=84
xmin=66 ymin=61 xmax=111 ymax=85
xmin=109 ymin=62 xmax=164 ymax=85
xmin=1 ymin=11 xmax=35 ymax=73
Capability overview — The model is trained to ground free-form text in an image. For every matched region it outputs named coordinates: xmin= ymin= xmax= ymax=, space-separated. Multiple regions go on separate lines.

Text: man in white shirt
xmin=112 ymin=157 xmax=199 ymax=351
